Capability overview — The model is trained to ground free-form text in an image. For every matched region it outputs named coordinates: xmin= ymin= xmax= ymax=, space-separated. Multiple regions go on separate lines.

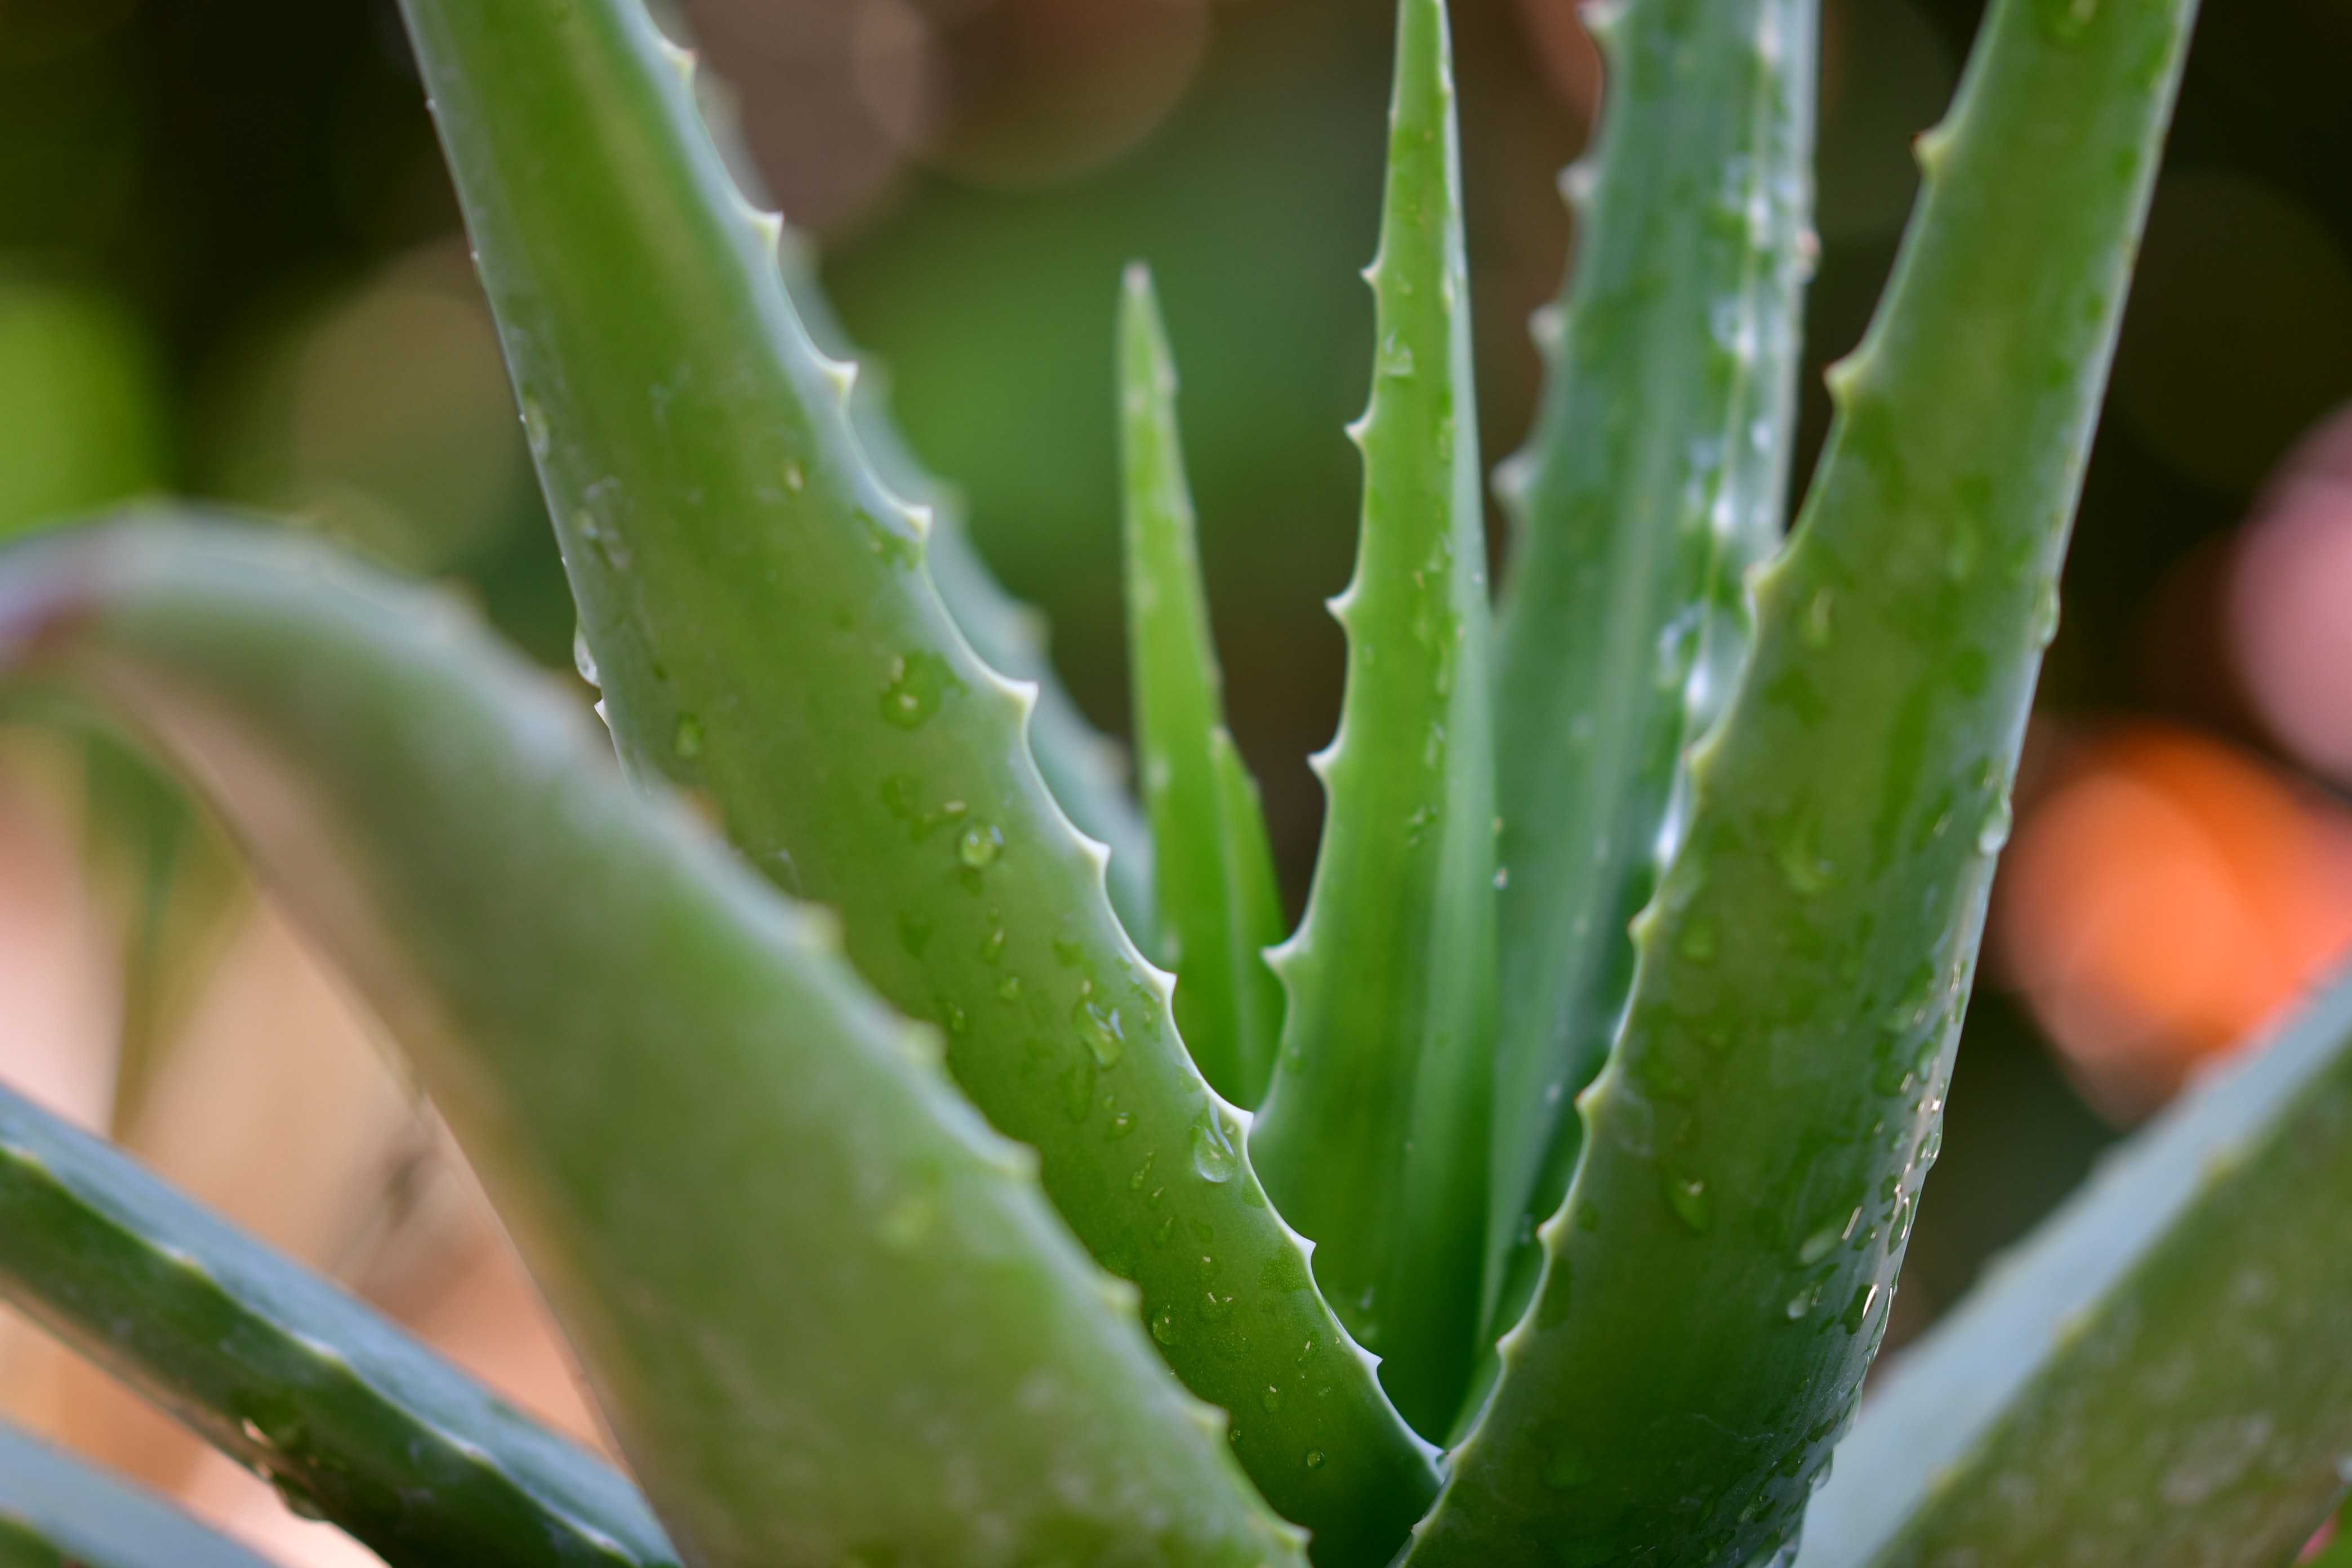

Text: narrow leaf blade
xmin=395 ymin=0 xmax=1439 ymax=1551
xmin=0 ymin=515 xmax=1307 ymax=1568
xmin=1118 ymin=264 xmax=1287 ymax=1108
xmin=780 ymin=230 xmax=1158 ymax=945
xmin=1411 ymin=0 xmax=2197 ymax=1558
xmin=1799 ymin=966 xmax=2352 ymax=1568
xmin=0 ymin=1076 xmax=678 ymax=1568
xmin=1249 ymin=0 xmax=1497 ymax=1441
xmin=1483 ymin=0 xmax=1818 ymax=1347
xmin=0 ymin=1415 xmax=277 ymax=1568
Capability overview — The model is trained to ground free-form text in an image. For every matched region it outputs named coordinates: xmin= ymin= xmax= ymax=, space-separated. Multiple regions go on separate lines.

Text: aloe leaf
xmin=1248 ymin=0 xmax=1496 ymax=1442
xmin=0 ymin=1415 xmax=277 ymax=1568
xmin=1117 ymin=264 xmax=1288 ymax=1109
xmin=1799 ymin=966 xmax=2352 ymax=1568
xmin=1482 ymin=0 xmax=1817 ymax=1348
xmin=1409 ymin=0 xmax=2197 ymax=1558
xmin=0 ymin=1076 xmax=678 ymax=1568
xmin=395 ymin=0 xmax=1438 ymax=1553
xmin=0 ymin=516 xmax=1308 ymax=1568
xmin=780 ymin=229 xmax=1159 ymax=946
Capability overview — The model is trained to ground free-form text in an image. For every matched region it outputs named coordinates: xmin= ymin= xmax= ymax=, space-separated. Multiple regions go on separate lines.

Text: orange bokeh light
xmin=1993 ymin=723 xmax=2352 ymax=1120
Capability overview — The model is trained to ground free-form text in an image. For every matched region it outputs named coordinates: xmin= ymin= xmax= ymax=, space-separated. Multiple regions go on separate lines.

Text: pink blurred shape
xmin=2230 ymin=404 xmax=2352 ymax=787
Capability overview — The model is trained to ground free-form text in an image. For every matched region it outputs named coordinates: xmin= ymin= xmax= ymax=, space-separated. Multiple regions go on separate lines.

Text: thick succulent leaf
xmin=1482 ymin=0 xmax=1816 ymax=1348
xmin=1409 ymin=0 xmax=2197 ymax=1561
xmin=0 ymin=516 xmax=1307 ymax=1568
xmin=395 ymin=0 xmax=1437 ymax=1554
xmin=1117 ymin=264 xmax=1287 ymax=1108
xmin=1247 ymin=0 xmax=1496 ymax=1443
xmin=1799 ymin=967 xmax=2352 ymax=1568
xmin=0 ymin=1076 xmax=678 ymax=1568
xmin=0 ymin=1415 xmax=277 ymax=1568
xmin=779 ymin=229 xmax=1158 ymax=946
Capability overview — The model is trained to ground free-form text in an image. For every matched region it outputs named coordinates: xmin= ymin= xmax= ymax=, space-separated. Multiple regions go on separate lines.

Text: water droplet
xmin=672 ymin=712 xmax=704 ymax=758
xmin=1262 ymin=1386 xmax=1285 ymax=1413
xmin=2031 ymin=577 xmax=2062 ymax=647
xmin=1663 ymin=1169 xmax=1712 ymax=1233
xmin=1406 ymin=804 xmax=1437 ymax=845
xmin=1305 ymin=1449 xmax=1326 ymax=1470
xmin=572 ymin=626 xmax=600 ymax=687
xmin=574 ymin=510 xmax=630 ymax=571
xmin=958 ymin=822 xmax=1005 ymax=871
xmin=1842 ymin=1280 xmax=1881 ymax=1334
xmin=1191 ymin=1115 xmax=1239 ymax=1183
xmin=879 ymin=651 xmax=961 ymax=728
xmin=1784 ymin=1286 xmax=1816 ymax=1320
xmin=521 ymin=396 xmax=551 ymax=461
xmin=783 ymin=458 xmax=805 ymax=492
xmin=1105 ymin=1109 xmax=1137 ymax=1141
xmin=1151 ymin=1306 xmax=1182 ymax=1345
xmin=1076 ymin=999 xmax=1125 ymax=1067
xmin=1976 ymin=794 xmax=2014 ymax=855
xmin=1797 ymin=1222 xmax=1844 ymax=1267
xmin=1802 ymin=587 xmax=1834 ymax=649
xmin=1377 ymin=333 xmax=1415 ymax=378
xmin=997 ymin=975 xmax=1022 ymax=1001
xmin=1493 ymin=866 xmax=1510 ymax=890
xmin=1129 ymin=1152 xmax=1155 ymax=1192
xmin=936 ymin=999 xmax=968 ymax=1037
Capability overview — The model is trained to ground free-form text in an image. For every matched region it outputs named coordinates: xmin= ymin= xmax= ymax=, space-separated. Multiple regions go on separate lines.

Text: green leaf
xmin=1410 ymin=0 xmax=2197 ymax=1558
xmin=1482 ymin=0 xmax=1817 ymax=1351
xmin=781 ymin=229 xmax=1159 ymax=948
xmin=1799 ymin=967 xmax=2352 ymax=1568
xmin=0 ymin=515 xmax=1307 ymax=1568
xmin=395 ymin=0 xmax=1437 ymax=1552
xmin=1249 ymin=0 xmax=1496 ymax=1441
xmin=0 ymin=1415 xmax=277 ymax=1568
xmin=0 ymin=1076 xmax=678 ymax=1568
xmin=1117 ymin=264 xmax=1287 ymax=1108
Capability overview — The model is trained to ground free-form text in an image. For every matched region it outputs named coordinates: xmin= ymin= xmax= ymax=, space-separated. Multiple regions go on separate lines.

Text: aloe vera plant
xmin=9 ymin=0 xmax=2352 ymax=1564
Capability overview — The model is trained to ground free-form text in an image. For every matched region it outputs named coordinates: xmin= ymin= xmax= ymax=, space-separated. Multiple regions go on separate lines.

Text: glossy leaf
xmin=1249 ymin=0 xmax=1496 ymax=1442
xmin=780 ymin=229 xmax=1158 ymax=946
xmin=1482 ymin=0 xmax=1817 ymax=1349
xmin=1117 ymin=263 xmax=1287 ymax=1108
xmin=0 ymin=1076 xmax=679 ymax=1568
xmin=1800 ymin=967 xmax=2352 ymax=1568
xmin=1410 ymin=0 xmax=2197 ymax=1558
xmin=0 ymin=1415 xmax=277 ymax=1568
xmin=0 ymin=516 xmax=1306 ymax=1568
xmin=396 ymin=0 xmax=1437 ymax=1553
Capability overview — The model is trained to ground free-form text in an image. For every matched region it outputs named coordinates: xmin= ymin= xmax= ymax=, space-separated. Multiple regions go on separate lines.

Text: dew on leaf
xmin=880 ymin=651 xmax=960 ymax=728
xmin=1664 ymin=1170 xmax=1713 ymax=1233
xmin=672 ymin=712 xmax=703 ymax=759
xmin=1191 ymin=1115 xmax=1239 ymax=1183
xmin=957 ymin=822 xmax=1004 ymax=870
xmin=1976 ymin=794 xmax=2014 ymax=855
